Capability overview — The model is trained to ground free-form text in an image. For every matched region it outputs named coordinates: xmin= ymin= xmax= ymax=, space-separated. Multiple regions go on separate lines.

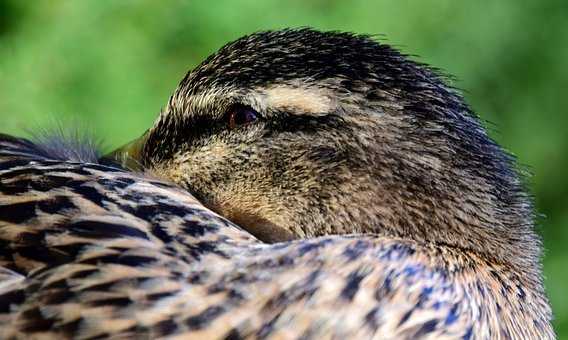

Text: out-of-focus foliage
xmin=0 ymin=0 xmax=566 ymax=335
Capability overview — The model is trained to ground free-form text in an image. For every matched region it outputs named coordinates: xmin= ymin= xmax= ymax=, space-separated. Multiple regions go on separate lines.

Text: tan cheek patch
xmin=261 ymin=86 xmax=334 ymax=116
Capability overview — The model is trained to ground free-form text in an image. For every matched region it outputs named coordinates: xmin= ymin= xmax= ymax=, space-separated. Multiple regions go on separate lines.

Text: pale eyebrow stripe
xmin=261 ymin=86 xmax=334 ymax=116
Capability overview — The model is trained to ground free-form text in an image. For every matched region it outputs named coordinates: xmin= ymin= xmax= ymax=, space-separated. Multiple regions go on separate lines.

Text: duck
xmin=0 ymin=28 xmax=554 ymax=339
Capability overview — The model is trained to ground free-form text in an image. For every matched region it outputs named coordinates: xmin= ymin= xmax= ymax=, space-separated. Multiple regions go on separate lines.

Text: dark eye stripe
xmin=267 ymin=111 xmax=345 ymax=134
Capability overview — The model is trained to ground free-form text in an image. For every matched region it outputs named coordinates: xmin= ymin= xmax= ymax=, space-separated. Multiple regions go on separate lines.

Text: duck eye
xmin=228 ymin=105 xmax=258 ymax=129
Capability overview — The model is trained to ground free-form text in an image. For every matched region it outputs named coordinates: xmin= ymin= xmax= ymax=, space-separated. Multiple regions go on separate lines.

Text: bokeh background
xmin=0 ymin=0 xmax=566 ymax=335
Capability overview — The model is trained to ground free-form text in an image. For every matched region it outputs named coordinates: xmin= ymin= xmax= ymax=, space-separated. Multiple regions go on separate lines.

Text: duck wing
xmin=0 ymin=135 xmax=552 ymax=339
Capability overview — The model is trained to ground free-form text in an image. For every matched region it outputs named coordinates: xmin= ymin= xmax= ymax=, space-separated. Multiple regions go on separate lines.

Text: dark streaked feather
xmin=0 ymin=134 xmax=554 ymax=339
xmin=1 ymin=125 xmax=102 ymax=164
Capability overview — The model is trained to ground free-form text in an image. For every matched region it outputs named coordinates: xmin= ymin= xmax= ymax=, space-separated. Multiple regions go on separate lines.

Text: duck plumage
xmin=0 ymin=28 xmax=555 ymax=339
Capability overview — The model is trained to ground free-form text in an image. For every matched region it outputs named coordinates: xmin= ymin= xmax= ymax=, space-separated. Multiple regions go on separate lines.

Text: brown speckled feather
xmin=0 ymin=136 xmax=553 ymax=339
xmin=0 ymin=29 xmax=556 ymax=339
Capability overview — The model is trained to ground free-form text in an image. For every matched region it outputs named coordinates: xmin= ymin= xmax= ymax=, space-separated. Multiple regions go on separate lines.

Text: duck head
xmin=109 ymin=29 xmax=539 ymax=274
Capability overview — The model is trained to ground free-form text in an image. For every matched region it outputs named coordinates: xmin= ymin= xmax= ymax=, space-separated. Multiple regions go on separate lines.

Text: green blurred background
xmin=0 ymin=0 xmax=566 ymax=335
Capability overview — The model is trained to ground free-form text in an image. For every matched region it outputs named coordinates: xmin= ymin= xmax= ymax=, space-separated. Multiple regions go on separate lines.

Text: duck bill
xmin=103 ymin=134 xmax=147 ymax=171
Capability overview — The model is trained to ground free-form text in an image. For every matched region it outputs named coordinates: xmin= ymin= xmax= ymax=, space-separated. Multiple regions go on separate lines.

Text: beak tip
xmin=102 ymin=136 xmax=146 ymax=171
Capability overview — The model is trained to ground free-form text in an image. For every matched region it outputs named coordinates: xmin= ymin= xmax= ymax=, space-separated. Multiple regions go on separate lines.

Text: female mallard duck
xmin=0 ymin=28 xmax=554 ymax=339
